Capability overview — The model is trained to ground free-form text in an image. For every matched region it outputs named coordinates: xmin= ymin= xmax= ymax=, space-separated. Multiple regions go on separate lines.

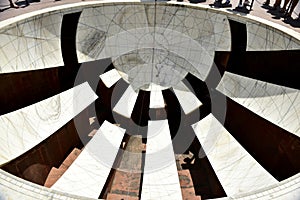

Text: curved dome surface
xmin=0 ymin=1 xmax=300 ymax=200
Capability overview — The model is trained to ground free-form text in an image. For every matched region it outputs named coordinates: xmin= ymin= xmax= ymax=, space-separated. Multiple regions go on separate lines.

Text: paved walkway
xmin=0 ymin=0 xmax=300 ymax=33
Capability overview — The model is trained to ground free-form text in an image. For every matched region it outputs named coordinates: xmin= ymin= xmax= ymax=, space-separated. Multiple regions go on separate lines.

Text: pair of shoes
xmin=270 ymin=5 xmax=279 ymax=10
xmin=190 ymin=0 xmax=205 ymax=3
xmin=263 ymin=0 xmax=270 ymax=5
xmin=210 ymin=0 xmax=222 ymax=7
xmin=10 ymin=3 xmax=19 ymax=8
xmin=222 ymin=1 xmax=231 ymax=6
xmin=279 ymin=8 xmax=286 ymax=13
xmin=284 ymin=12 xmax=292 ymax=18
xmin=244 ymin=0 xmax=250 ymax=6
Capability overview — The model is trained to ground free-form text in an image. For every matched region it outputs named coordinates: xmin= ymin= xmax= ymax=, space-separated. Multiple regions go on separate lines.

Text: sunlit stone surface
xmin=0 ymin=12 xmax=64 ymax=73
xmin=217 ymin=72 xmax=300 ymax=138
xmin=0 ymin=82 xmax=97 ymax=165
xmin=52 ymin=121 xmax=126 ymax=198
xmin=192 ymin=114 xmax=278 ymax=196
xmin=142 ymin=120 xmax=182 ymax=200
xmin=0 ymin=1 xmax=300 ymax=200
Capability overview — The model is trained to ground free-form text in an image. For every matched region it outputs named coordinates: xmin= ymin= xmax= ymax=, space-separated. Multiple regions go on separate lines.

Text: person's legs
xmin=244 ymin=0 xmax=250 ymax=6
xmin=280 ymin=0 xmax=291 ymax=12
xmin=285 ymin=0 xmax=298 ymax=17
xmin=272 ymin=0 xmax=282 ymax=8
xmin=288 ymin=0 xmax=299 ymax=15
xmin=263 ymin=0 xmax=270 ymax=5
xmin=8 ymin=0 xmax=19 ymax=8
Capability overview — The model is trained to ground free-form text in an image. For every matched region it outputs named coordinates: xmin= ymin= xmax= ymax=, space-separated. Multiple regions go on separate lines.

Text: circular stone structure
xmin=0 ymin=1 xmax=300 ymax=200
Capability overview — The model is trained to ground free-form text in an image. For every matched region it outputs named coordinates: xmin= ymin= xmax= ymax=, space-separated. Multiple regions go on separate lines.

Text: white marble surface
xmin=0 ymin=169 xmax=98 ymax=200
xmin=113 ymin=85 xmax=139 ymax=118
xmin=0 ymin=12 xmax=64 ymax=74
xmin=0 ymin=1 xmax=299 ymax=199
xmin=52 ymin=120 xmax=125 ymax=199
xmin=209 ymin=172 xmax=300 ymax=200
xmin=246 ymin=22 xmax=300 ymax=51
xmin=76 ymin=4 xmax=231 ymax=86
xmin=99 ymin=68 xmax=122 ymax=88
xmin=141 ymin=120 xmax=182 ymax=200
xmin=149 ymin=84 xmax=165 ymax=108
xmin=0 ymin=82 xmax=97 ymax=165
xmin=173 ymin=81 xmax=202 ymax=114
xmin=192 ymin=114 xmax=278 ymax=196
xmin=217 ymin=72 xmax=300 ymax=138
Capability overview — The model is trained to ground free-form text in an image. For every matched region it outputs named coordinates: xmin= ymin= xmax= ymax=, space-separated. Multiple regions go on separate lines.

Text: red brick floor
xmin=179 ymin=170 xmax=202 ymax=200
xmin=108 ymin=135 xmax=143 ymax=199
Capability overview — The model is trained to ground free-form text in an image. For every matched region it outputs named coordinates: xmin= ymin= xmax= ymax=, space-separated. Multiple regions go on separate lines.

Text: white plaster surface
xmin=0 ymin=12 xmax=64 ymax=74
xmin=247 ymin=22 xmax=300 ymax=51
xmin=76 ymin=4 xmax=231 ymax=85
xmin=0 ymin=2 xmax=300 ymax=200
xmin=113 ymin=85 xmax=139 ymax=118
xmin=141 ymin=120 xmax=182 ymax=200
xmin=209 ymin=173 xmax=300 ymax=200
xmin=0 ymin=82 xmax=97 ymax=165
xmin=99 ymin=68 xmax=122 ymax=88
xmin=149 ymin=84 xmax=165 ymax=108
xmin=0 ymin=168 xmax=98 ymax=200
xmin=192 ymin=114 xmax=278 ymax=196
xmin=173 ymin=81 xmax=202 ymax=114
xmin=217 ymin=72 xmax=300 ymax=138
xmin=52 ymin=120 xmax=126 ymax=199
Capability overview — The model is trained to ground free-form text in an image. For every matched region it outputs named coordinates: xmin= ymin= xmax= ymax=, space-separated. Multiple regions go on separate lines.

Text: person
xmin=238 ymin=0 xmax=250 ymax=7
xmin=9 ymin=0 xmax=19 ymax=8
xmin=271 ymin=0 xmax=282 ymax=10
xmin=263 ymin=0 xmax=270 ymax=5
xmin=211 ymin=0 xmax=232 ymax=7
xmin=281 ymin=0 xmax=299 ymax=17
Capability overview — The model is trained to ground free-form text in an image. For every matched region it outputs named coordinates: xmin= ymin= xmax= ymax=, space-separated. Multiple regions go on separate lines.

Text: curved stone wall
xmin=0 ymin=1 xmax=299 ymax=200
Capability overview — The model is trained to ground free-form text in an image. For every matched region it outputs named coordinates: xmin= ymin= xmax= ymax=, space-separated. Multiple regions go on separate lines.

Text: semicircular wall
xmin=0 ymin=1 xmax=300 ymax=200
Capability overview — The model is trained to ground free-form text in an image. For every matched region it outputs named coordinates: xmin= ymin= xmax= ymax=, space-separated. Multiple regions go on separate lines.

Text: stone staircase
xmin=106 ymin=193 xmax=139 ymax=200
xmin=44 ymin=148 xmax=81 ymax=187
xmin=176 ymin=154 xmax=201 ymax=200
xmin=106 ymin=139 xmax=200 ymax=200
xmin=179 ymin=170 xmax=201 ymax=200
xmin=107 ymin=135 xmax=143 ymax=200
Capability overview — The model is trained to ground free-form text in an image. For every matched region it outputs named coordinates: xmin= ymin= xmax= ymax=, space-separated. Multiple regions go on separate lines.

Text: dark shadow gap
xmin=176 ymin=127 xmax=227 ymax=199
xmin=214 ymin=95 xmax=300 ymax=181
xmin=226 ymin=50 xmax=300 ymax=90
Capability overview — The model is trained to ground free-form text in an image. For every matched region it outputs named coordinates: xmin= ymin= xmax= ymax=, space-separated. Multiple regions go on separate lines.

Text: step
xmin=110 ymin=136 xmax=143 ymax=197
xmin=106 ymin=193 xmax=139 ymax=200
xmin=44 ymin=167 xmax=64 ymax=188
xmin=51 ymin=121 xmax=126 ymax=199
xmin=88 ymin=129 xmax=98 ymax=137
xmin=176 ymin=153 xmax=194 ymax=170
xmin=178 ymin=170 xmax=201 ymax=200
xmin=110 ymin=171 xmax=140 ymax=198
xmin=59 ymin=148 xmax=81 ymax=171
xmin=181 ymin=187 xmax=202 ymax=200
